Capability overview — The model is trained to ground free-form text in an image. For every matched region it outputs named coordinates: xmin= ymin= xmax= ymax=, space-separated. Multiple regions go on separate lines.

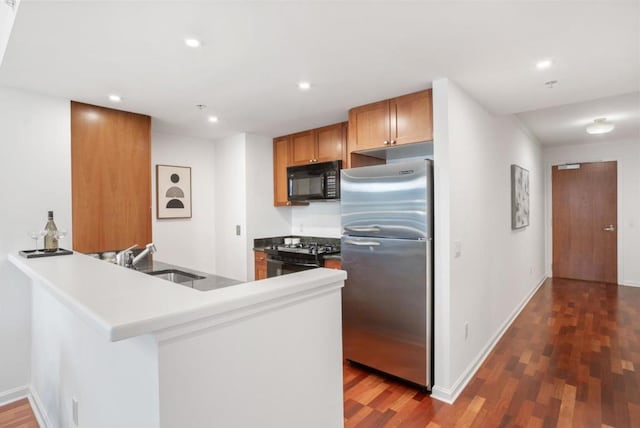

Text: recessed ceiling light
xmin=298 ymin=81 xmax=311 ymax=90
xmin=536 ymin=59 xmax=553 ymax=69
xmin=208 ymin=116 xmax=219 ymax=123
xmin=108 ymin=94 xmax=121 ymax=102
xmin=184 ymin=38 xmax=201 ymax=48
xmin=586 ymin=118 xmax=615 ymax=135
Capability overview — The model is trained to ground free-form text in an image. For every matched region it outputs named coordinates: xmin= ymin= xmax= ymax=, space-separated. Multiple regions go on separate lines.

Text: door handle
xmin=344 ymin=240 xmax=381 ymax=246
xmin=344 ymin=226 xmax=381 ymax=233
xmin=603 ymin=225 xmax=616 ymax=232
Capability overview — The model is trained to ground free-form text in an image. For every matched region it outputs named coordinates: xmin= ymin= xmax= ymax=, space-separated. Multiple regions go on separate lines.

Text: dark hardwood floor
xmin=2 ymin=278 xmax=638 ymax=427
xmin=344 ymin=278 xmax=640 ymax=427
xmin=0 ymin=398 xmax=38 ymax=428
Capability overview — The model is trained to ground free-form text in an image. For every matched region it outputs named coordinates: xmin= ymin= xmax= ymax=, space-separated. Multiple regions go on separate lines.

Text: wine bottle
xmin=44 ymin=211 xmax=59 ymax=252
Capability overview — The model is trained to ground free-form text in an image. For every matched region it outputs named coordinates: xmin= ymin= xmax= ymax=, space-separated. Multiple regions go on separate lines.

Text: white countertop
xmin=8 ymin=252 xmax=346 ymax=342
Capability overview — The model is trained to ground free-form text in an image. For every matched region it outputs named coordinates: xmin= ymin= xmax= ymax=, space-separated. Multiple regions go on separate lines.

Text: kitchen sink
xmin=147 ymin=269 xmax=206 ymax=284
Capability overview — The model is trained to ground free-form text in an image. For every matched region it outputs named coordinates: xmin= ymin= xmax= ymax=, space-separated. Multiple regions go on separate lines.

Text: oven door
xmin=267 ymin=257 xmax=319 ymax=278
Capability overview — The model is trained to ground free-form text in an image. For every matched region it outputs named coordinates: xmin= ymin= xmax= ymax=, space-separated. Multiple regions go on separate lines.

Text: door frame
xmin=544 ymin=158 xmax=622 ymax=285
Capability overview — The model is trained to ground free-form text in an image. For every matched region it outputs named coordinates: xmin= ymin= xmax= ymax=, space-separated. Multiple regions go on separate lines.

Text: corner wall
xmin=151 ymin=132 xmax=217 ymax=274
xmin=543 ymin=137 xmax=640 ymax=286
xmin=432 ymin=79 xmax=545 ymax=401
xmin=0 ymin=86 xmax=71 ymax=400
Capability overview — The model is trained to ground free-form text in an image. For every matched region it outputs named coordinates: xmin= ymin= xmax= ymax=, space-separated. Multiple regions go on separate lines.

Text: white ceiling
xmin=1 ymin=1 xmax=639 ymax=142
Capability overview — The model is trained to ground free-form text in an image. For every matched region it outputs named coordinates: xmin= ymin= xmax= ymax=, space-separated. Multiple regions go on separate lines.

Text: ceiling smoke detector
xmin=586 ymin=118 xmax=615 ymax=135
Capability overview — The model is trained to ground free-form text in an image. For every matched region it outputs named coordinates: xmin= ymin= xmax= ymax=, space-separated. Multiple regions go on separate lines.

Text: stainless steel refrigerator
xmin=341 ymin=159 xmax=433 ymax=388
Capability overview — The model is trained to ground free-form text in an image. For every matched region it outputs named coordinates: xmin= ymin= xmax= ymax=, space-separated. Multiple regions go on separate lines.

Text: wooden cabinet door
xmin=348 ymin=99 xmax=390 ymax=151
xmin=290 ymin=131 xmax=316 ymax=165
xmin=323 ymin=259 xmax=342 ymax=270
xmin=254 ymin=250 xmax=267 ymax=280
xmin=71 ymin=102 xmax=151 ymax=253
xmin=316 ymin=123 xmax=344 ymax=163
xmin=391 ymin=90 xmax=433 ymax=145
xmin=273 ymin=137 xmax=291 ymax=206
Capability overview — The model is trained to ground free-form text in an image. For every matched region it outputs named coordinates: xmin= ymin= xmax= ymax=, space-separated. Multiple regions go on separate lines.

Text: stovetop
xmin=268 ymin=243 xmax=340 ymax=256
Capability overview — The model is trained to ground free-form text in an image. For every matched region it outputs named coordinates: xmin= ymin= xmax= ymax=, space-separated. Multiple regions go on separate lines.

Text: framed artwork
xmin=156 ymin=165 xmax=192 ymax=219
xmin=511 ymin=164 xmax=530 ymax=229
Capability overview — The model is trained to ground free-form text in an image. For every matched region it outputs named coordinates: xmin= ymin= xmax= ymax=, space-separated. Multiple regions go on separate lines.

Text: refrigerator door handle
xmin=344 ymin=240 xmax=381 ymax=246
xmin=344 ymin=226 xmax=381 ymax=233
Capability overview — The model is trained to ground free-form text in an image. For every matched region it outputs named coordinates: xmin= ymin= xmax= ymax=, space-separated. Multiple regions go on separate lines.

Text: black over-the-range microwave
xmin=287 ymin=160 xmax=341 ymax=202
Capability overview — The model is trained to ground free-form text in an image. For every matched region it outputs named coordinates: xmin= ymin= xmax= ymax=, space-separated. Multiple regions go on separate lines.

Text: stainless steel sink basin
xmin=147 ymin=269 xmax=205 ymax=284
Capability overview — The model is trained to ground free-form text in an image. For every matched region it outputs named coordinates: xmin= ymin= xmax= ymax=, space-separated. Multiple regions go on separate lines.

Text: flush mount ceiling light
xmin=586 ymin=118 xmax=615 ymax=135
xmin=298 ymin=81 xmax=311 ymax=91
xmin=208 ymin=116 xmax=219 ymax=123
xmin=184 ymin=38 xmax=201 ymax=48
xmin=536 ymin=59 xmax=553 ymax=69
xmin=108 ymin=94 xmax=122 ymax=102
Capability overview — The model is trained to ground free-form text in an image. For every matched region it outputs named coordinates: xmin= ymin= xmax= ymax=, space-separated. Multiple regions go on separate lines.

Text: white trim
xmin=620 ymin=280 xmax=640 ymax=288
xmin=0 ymin=384 xmax=29 ymax=406
xmin=28 ymin=386 xmax=51 ymax=428
xmin=431 ymin=275 xmax=547 ymax=404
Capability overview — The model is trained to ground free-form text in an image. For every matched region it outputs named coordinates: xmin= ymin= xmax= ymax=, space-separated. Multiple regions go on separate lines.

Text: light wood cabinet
xmin=273 ymin=122 xmax=346 ymax=206
xmin=254 ymin=250 xmax=267 ymax=280
xmin=273 ymin=137 xmax=291 ymax=206
xmin=323 ymin=259 xmax=342 ymax=270
xmin=347 ymin=89 xmax=433 ymax=163
xmin=71 ymin=102 xmax=152 ymax=253
xmin=289 ymin=123 xmax=346 ymax=166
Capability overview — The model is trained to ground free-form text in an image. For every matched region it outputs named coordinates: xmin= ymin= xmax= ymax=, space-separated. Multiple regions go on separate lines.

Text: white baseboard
xmin=620 ymin=280 xmax=640 ymax=288
xmin=28 ymin=386 xmax=51 ymax=428
xmin=431 ymin=275 xmax=548 ymax=404
xmin=0 ymin=384 xmax=29 ymax=406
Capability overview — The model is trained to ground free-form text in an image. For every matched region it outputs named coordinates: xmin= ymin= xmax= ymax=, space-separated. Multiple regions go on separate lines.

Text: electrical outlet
xmin=464 ymin=322 xmax=469 ymax=340
xmin=454 ymin=241 xmax=462 ymax=258
xmin=72 ymin=397 xmax=79 ymax=426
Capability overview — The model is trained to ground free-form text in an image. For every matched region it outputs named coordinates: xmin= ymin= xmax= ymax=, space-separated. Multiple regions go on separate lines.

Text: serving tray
xmin=19 ymin=248 xmax=73 ymax=258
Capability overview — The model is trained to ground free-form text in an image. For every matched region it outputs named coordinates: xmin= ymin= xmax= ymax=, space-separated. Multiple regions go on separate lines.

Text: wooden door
xmin=71 ymin=102 xmax=151 ymax=253
xmin=315 ymin=123 xmax=344 ymax=163
xmin=552 ymin=161 xmax=617 ymax=283
xmin=348 ymin=99 xmax=390 ymax=151
xmin=391 ymin=89 xmax=433 ymax=145
xmin=290 ymin=131 xmax=315 ymax=165
xmin=273 ymin=137 xmax=291 ymax=206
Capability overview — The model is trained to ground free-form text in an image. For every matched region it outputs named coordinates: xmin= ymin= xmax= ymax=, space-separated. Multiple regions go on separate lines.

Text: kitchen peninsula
xmin=9 ymin=252 xmax=346 ymax=428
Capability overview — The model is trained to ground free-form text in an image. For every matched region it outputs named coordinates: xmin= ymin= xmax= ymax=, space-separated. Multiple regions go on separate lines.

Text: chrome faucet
xmin=129 ymin=243 xmax=157 ymax=268
xmin=115 ymin=244 xmax=137 ymax=266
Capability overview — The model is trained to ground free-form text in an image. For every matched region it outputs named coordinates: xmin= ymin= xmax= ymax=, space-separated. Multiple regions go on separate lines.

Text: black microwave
xmin=287 ymin=160 xmax=341 ymax=201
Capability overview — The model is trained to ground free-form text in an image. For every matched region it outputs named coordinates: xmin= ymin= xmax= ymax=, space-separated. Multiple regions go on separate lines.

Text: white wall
xmin=0 ymin=86 xmax=71 ymax=401
xmin=290 ymin=202 xmax=341 ymax=238
xmin=151 ymin=132 xmax=216 ymax=274
xmin=214 ymin=134 xmax=248 ymax=281
xmin=245 ymin=133 xmax=291 ymax=279
xmin=543 ymin=138 xmax=640 ymax=286
xmin=31 ymin=284 xmax=159 ymax=427
xmin=432 ymin=79 xmax=545 ymax=401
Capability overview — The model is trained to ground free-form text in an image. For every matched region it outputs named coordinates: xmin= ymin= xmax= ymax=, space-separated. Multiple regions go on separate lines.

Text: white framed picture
xmin=156 ymin=165 xmax=192 ymax=219
xmin=511 ymin=164 xmax=530 ymax=229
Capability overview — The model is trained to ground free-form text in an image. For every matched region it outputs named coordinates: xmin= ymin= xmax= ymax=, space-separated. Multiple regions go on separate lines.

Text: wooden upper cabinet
xmin=71 ymin=101 xmax=151 ymax=253
xmin=316 ymin=123 xmax=345 ymax=163
xmin=289 ymin=123 xmax=346 ymax=166
xmin=290 ymin=131 xmax=316 ymax=165
xmin=273 ymin=136 xmax=291 ymax=206
xmin=347 ymin=89 xmax=433 ymax=159
xmin=391 ymin=90 xmax=433 ymax=145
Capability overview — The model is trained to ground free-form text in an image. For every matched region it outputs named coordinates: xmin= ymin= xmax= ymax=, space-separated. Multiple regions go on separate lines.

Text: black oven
xmin=287 ymin=160 xmax=341 ymax=202
xmin=264 ymin=241 xmax=340 ymax=278
xmin=266 ymin=256 xmax=320 ymax=278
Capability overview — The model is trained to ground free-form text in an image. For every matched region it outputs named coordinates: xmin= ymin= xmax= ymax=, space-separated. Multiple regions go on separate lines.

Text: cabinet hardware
xmin=603 ymin=225 xmax=616 ymax=232
xmin=391 ymin=140 xmax=396 ymax=145
xmin=383 ymin=140 xmax=390 ymax=145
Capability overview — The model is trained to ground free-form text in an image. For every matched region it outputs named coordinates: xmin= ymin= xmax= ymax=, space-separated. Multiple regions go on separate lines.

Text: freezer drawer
xmin=341 ymin=236 xmax=431 ymax=387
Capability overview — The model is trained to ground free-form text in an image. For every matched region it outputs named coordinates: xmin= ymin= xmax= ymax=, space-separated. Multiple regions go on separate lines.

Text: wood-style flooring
xmin=344 ymin=278 xmax=640 ymax=427
xmin=2 ymin=278 xmax=638 ymax=427
xmin=0 ymin=398 xmax=38 ymax=428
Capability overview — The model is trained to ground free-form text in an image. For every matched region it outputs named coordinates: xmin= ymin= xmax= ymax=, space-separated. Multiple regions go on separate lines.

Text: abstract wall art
xmin=511 ymin=164 xmax=530 ymax=229
xmin=156 ymin=165 xmax=192 ymax=219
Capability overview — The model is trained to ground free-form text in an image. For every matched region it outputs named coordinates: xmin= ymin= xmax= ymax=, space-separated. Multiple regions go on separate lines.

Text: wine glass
xmin=55 ymin=230 xmax=68 ymax=250
xmin=28 ymin=230 xmax=46 ymax=252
